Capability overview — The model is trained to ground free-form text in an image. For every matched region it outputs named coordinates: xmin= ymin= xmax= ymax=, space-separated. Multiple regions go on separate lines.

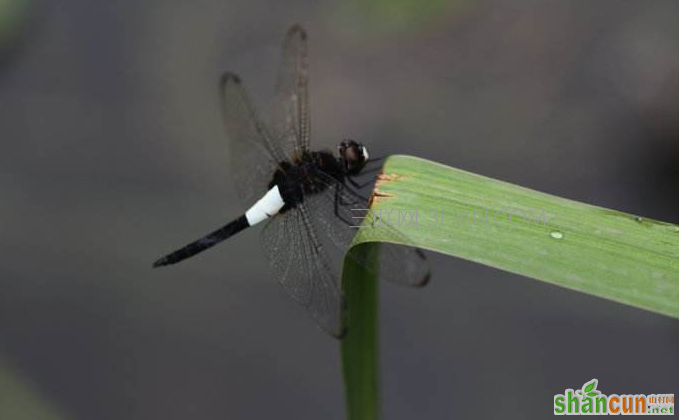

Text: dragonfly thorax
xmin=270 ymin=151 xmax=345 ymax=212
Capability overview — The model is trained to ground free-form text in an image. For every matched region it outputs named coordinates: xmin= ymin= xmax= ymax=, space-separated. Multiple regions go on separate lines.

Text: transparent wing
xmin=260 ymin=204 xmax=345 ymax=338
xmin=308 ymin=171 xmax=430 ymax=287
xmin=269 ymin=24 xmax=310 ymax=159
xmin=220 ymin=73 xmax=284 ymax=206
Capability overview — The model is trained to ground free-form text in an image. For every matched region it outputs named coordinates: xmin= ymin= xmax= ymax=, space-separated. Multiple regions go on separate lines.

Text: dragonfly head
xmin=338 ymin=139 xmax=369 ymax=176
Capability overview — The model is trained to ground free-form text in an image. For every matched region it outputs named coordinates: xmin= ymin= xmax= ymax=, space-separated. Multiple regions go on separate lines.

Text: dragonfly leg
xmin=360 ymin=166 xmax=382 ymax=174
xmin=338 ymin=185 xmax=362 ymax=206
xmin=340 ymin=182 xmax=370 ymax=202
xmin=334 ymin=185 xmax=362 ymax=226
xmin=361 ymin=158 xmax=384 ymax=173
xmin=347 ymin=175 xmax=376 ymax=190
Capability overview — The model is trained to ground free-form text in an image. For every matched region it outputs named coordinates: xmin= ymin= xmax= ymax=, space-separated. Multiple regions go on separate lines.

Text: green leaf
xmin=588 ymin=392 xmax=599 ymax=397
xmin=340 ymin=156 xmax=678 ymax=418
xmin=353 ymin=156 xmax=679 ymax=319
xmin=341 ymin=243 xmax=380 ymax=420
xmin=583 ymin=379 xmax=597 ymax=393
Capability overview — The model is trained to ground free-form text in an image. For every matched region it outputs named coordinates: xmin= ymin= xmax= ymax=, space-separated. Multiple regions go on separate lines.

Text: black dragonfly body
xmin=154 ymin=25 xmax=428 ymax=337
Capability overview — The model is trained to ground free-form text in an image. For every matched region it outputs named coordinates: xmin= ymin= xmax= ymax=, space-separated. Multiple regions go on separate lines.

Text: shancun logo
xmin=554 ymin=379 xmax=674 ymax=415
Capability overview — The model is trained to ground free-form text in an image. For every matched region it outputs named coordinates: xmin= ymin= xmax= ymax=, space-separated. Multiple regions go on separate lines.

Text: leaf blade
xmin=353 ymin=155 xmax=679 ymax=319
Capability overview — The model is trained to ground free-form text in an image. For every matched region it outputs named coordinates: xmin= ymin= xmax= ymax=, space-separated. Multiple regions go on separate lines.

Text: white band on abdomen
xmin=245 ymin=185 xmax=285 ymax=226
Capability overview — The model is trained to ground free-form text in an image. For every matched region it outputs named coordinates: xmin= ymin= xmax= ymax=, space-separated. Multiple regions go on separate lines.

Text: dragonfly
xmin=153 ymin=25 xmax=429 ymax=338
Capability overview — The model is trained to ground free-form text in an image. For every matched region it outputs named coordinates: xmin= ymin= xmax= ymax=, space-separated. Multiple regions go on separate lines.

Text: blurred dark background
xmin=0 ymin=0 xmax=677 ymax=418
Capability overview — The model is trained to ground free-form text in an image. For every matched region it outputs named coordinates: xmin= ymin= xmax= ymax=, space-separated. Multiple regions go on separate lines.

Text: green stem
xmin=341 ymin=243 xmax=380 ymax=420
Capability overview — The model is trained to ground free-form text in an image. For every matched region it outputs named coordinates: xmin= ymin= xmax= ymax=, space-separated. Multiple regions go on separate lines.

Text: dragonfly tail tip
xmin=152 ymin=258 xmax=168 ymax=268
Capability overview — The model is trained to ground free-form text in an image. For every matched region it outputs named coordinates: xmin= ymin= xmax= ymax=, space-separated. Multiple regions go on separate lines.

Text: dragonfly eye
xmin=339 ymin=139 xmax=368 ymax=175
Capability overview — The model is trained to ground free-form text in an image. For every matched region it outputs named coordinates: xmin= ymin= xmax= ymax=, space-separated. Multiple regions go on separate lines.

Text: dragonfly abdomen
xmin=153 ymin=215 xmax=249 ymax=267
